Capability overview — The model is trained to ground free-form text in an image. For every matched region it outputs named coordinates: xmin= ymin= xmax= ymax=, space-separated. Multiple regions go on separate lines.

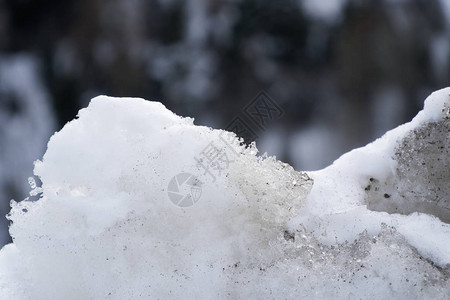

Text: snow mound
xmin=290 ymin=88 xmax=450 ymax=267
xmin=1 ymin=89 xmax=450 ymax=299
xmin=0 ymin=96 xmax=312 ymax=299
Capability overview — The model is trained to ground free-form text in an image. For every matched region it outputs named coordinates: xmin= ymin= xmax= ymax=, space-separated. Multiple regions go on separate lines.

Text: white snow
xmin=0 ymin=54 xmax=56 ymax=245
xmin=0 ymin=89 xmax=449 ymax=299
xmin=288 ymin=87 xmax=450 ymax=266
xmin=0 ymin=95 xmax=311 ymax=299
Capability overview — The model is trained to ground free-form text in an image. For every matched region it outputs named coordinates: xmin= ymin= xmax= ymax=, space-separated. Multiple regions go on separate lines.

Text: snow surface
xmin=0 ymin=89 xmax=449 ymax=299
xmin=288 ymin=87 xmax=450 ymax=267
xmin=0 ymin=55 xmax=56 ymax=245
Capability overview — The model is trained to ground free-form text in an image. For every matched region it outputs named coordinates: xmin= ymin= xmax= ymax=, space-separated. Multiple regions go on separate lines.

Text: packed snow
xmin=289 ymin=88 xmax=450 ymax=267
xmin=0 ymin=88 xmax=449 ymax=299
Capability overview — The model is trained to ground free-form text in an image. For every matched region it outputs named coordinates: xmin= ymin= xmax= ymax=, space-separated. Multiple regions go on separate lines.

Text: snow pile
xmin=0 ymin=96 xmax=312 ymax=299
xmin=289 ymin=88 xmax=450 ymax=268
xmin=1 ymin=89 xmax=450 ymax=299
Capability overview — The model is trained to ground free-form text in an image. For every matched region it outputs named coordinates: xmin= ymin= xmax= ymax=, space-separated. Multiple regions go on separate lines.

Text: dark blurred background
xmin=0 ymin=0 xmax=449 ymax=246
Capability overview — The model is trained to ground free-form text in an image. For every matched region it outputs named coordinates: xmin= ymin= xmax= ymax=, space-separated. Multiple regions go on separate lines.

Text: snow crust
xmin=1 ymin=89 xmax=449 ymax=299
xmin=288 ymin=87 xmax=450 ymax=267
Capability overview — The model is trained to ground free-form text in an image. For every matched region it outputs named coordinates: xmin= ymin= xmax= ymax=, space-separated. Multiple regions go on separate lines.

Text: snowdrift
xmin=0 ymin=89 xmax=449 ymax=299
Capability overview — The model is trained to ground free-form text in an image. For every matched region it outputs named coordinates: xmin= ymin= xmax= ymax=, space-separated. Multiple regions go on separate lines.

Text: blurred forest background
xmin=0 ymin=0 xmax=449 ymax=245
